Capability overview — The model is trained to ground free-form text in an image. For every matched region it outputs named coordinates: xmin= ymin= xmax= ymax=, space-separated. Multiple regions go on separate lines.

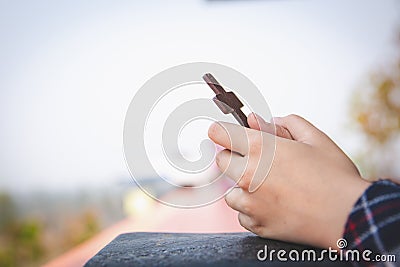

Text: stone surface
xmin=85 ymin=232 xmax=351 ymax=266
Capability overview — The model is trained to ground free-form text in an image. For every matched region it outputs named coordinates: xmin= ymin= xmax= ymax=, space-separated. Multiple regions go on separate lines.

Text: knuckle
xmin=237 ymin=213 xmax=248 ymax=227
xmin=237 ymin=176 xmax=250 ymax=190
xmin=248 ymin=132 xmax=262 ymax=148
xmin=225 ymin=188 xmax=240 ymax=207
xmin=224 ymin=195 xmax=232 ymax=207
xmin=247 ymin=134 xmax=265 ymax=158
xmin=287 ymin=114 xmax=299 ymax=120
xmin=237 ymin=165 xmax=254 ymax=190
xmin=224 ymin=193 xmax=234 ymax=207
xmin=276 ymin=126 xmax=286 ymax=137
xmin=241 ymin=200 xmax=252 ymax=215
xmin=287 ymin=114 xmax=304 ymax=122
xmin=238 ymin=217 xmax=245 ymax=228
xmin=237 ymin=210 xmax=268 ymax=237
xmin=215 ymin=150 xmax=229 ymax=171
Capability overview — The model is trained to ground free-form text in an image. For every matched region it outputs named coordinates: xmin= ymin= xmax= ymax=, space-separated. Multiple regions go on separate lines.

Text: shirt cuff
xmin=342 ymin=179 xmax=400 ymax=256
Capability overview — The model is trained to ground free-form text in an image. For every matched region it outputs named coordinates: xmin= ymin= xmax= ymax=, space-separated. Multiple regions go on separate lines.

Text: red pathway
xmin=44 ymin=195 xmax=246 ymax=267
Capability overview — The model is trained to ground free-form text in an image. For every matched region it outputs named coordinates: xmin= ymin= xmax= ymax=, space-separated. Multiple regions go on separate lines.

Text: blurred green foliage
xmin=0 ymin=192 xmax=45 ymax=267
xmin=66 ymin=211 xmax=100 ymax=247
xmin=0 ymin=193 xmax=15 ymax=230
xmin=0 ymin=192 xmax=101 ymax=267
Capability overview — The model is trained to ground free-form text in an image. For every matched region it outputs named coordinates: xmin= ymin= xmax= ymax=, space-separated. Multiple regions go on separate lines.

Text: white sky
xmin=0 ymin=0 xmax=399 ymax=193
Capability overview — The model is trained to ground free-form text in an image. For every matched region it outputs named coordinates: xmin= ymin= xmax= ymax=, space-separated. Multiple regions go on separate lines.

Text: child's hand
xmin=208 ymin=114 xmax=371 ymax=248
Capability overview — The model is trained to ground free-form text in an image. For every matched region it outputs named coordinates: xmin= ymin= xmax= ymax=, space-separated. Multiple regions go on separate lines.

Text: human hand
xmin=208 ymin=114 xmax=370 ymax=248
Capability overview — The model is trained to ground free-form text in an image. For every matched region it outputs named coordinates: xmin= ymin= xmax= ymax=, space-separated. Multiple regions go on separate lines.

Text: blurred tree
xmin=350 ymin=34 xmax=400 ymax=180
xmin=0 ymin=192 xmax=15 ymax=230
xmin=0 ymin=194 xmax=45 ymax=267
xmin=64 ymin=210 xmax=100 ymax=247
xmin=0 ymin=192 xmax=17 ymax=267
xmin=11 ymin=220 xmax=45 ymax=265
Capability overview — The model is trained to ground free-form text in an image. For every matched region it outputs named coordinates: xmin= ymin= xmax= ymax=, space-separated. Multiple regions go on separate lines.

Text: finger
xmin=248 ymin=113 xmax=293 ymax=140
xmin=238 ymin=212 xmax=254 ymax=232
xmin=247 ymin=112 xmax=270 ymax=132
xmin=216 ymin=149 xmax=248 ymax=188
xmin=273 ymin=114 xmax=325 ymax=145
xmin=225 ymin=187 xmax=253 ymax=215
xmin=208 ymin=121 xmax=253 ymax=156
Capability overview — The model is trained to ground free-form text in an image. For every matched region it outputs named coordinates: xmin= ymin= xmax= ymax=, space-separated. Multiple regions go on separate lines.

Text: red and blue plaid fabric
xmin=343 ymin=179 xmax=400 ymax=266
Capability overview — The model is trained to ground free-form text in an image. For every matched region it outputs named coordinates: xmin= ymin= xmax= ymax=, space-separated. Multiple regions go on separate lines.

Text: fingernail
xmin=249 ymin=112 xmax=257 ymax=119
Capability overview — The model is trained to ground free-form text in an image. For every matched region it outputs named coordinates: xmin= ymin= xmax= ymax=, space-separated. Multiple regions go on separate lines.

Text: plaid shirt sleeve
xmin=343 ymin=179 xmax=400 ymax=266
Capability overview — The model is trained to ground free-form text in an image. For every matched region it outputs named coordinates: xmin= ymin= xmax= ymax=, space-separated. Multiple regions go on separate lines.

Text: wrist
xmin=324 ymin=176 xmax=371 ymax=248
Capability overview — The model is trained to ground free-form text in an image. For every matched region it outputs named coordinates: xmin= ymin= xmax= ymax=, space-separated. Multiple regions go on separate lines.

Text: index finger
xmin=208 ymin=121 xmax=252 ymax=156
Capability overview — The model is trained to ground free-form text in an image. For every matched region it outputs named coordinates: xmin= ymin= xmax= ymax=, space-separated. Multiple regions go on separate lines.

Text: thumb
xmin=273 ymin=114 xmax=329 ymax=146
xmin=248 ymin=113 xmax=293 ymax=140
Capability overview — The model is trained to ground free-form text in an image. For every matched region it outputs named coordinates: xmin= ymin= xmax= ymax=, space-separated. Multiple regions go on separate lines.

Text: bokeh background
xmin=1 ymin=0 xmax=399 ymax=266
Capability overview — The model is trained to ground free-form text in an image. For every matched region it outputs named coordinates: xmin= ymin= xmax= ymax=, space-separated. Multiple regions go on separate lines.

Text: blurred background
xmin=1 ymin=0 xmax=400 ymax=266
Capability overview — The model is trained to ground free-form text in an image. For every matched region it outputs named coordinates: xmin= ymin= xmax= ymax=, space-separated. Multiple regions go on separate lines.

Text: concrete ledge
xmin=85 ymin=232 xmax=351 ymax=266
